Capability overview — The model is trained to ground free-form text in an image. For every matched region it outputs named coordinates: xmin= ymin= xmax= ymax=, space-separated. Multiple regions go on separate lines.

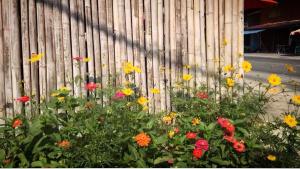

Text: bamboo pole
xmin=37 ymin=0 xmax=47 ymax=103
xmin=2 ymin=0 xmax=13 ymax=116
xmin=238 ymin=0 xmax=244 ymax=86
xmin=78 ymin=0 xmax=87 ymax=96
xmin=118 ymin=0 xmax=127 ymax=84
xmin=113 ymin=0 xmax=121 ymax=85
xmin=98 ymin=0 xmax=109 ymax=88
xmin=224 ymin=0 xmax=232 ymax=67
xmin=131 ymin=0 xmax=140 ymax=85
xmin=170 ymin=0 xmax=176 ymax=94
xmin=106 ymin=0 xmax=115 ymax=85
xmin=164 ymin=0 xmax=171 ymax=111
xmin=218 ymin=0 xmax=225 ymax=98
xmin=194 ymin=0 xmax=201 ymax=87
xmin=85 ymin=0 xmax=95 ymax=81
xmin=199 ymin=0 xmax=207 ymax=84
xmin=187 ymin=0 xmax=195 ymax=88
xmin=181 ymin=0 xmax=188 ymax=82
xmin=125 ymin=0 xmax=134 ymax=67
xmin=213 ymin=0 xmax=220 ymax=95
xmin=175 ymin=0 xmax=181 ymax=82
xmin=10 ymin=0 xmax=22 ymax=114
xmin=138 ymin=0 xmax=147 ymax=96
xmin=145 ymin=0 xmax=154 ymax=112
xmin=62 ymin=0 xmax=73 ymax=92
xmin=232 ymin=0 xmax=238 ymax=68
xmin=0 ymin=0 xmax=6 ymax=121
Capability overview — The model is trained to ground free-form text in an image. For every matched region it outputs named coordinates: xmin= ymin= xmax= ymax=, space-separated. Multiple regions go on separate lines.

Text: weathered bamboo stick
xmin=125 ymin=0 xmax=134 ymax=68
xmin=106 ymin=0 xmax=115 ymax=85
xmin=85 ymin=0 xmax=95 ymax=81
xmin=113 ymin=0 xmax=121 ymax=85
xmin=164 ymin=0 xmax=171 ymax=111
xmin=213 ymin=0 xmax=220 ymax=96
xmin=194 ymin=0 xmax=201 ymax=87
xmin=181 ymin=0 xmax=188 ymax=82
xmin=199 ymin=0 xmax=207 ymax=84
xmin=131 ymin=0 xmax=140 ymax=85
xmin=175 ymin=0 xmax=182 ymax=82
xmin=170 ymin=0 xmax=176 ymax=93
xmin=118 ymin=0 xmax=127 ymax=83
xmin=187 ymin=0 xmax=195 ymax=88
xmin=0 ymin=0 xmax=6 ymax=121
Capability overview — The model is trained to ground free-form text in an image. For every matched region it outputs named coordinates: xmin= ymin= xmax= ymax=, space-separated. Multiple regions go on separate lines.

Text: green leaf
xmin=233 ymin=118 xmax=247 ymax=125
xmin=210 ymin=157 xmax=231 ymax=166
xmin=175 ymin=161 xmax=188 ymax=168
xmin=31 ymin=161 xmax=44 ymax=167
xmin=207 ymin=122 xmax=216 ymax=130
xmin=154 ymin=135 xmax=168 ymax=145
xmin=0 ymin=149 xmax=5 ymax=162
xmin=146 ymin=119 xmax=155 ymax=129
xmin=128 ymin=144 xmax=139 ymax=160
xmin=237 ymin=127 xmax=249 ymax=137
xmin=136 ymin=159 xmax=147 ymax=167
xmin=18 ymin=153 xmax=29 ymax=167
xmin=154 ymin=156 xmax=172 ymax=165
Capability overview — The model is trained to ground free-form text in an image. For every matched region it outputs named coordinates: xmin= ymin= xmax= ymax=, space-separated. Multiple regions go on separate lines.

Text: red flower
xmin=217 ymin=117 xmax=230 ymax=128
xmin=223 ymin=135 xmax=237 ymax=143
xmin=193 ymin=148 xmax=203 ymax=159
xmin=224 ymin=123 xmax=235 ymax=136
xmin=16 ymin=96 xmax=30 ymax=103
xmin=12 ymin=119 xmax=22 ymax=128
xmin=195 ymin=139 xmax=209 ymax=151
xmin=85 ymin=82 xmax=98 ymax=91
xmin=174 ymin=127 xmax=180 ymax=133
xmin=73 ymin=56 xmax=83 ymax=61
xmin=167 ymin=159 xmax=174 ymax=164
xmin=112 ymin=91 xmax=126 ymax=100
xmin=233 ymin=141 xmax=246 ymax=153
xmin=186 ymin=132 xmax=197 ymax=139
xmin=196 ymin=92 xmax=208 ymax=99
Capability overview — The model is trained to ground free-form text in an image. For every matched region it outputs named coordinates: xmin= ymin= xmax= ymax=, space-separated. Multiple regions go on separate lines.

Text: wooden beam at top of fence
xmin=10 ymin=0 xmax=22 ymax=114
xmin=37 ymin=0 xmax=47 ymax=104
xmin=62 ymin=0 xmax=73 ymax=93
xmin=194 ymin=0 xmax=202 ymax=87
xmin=106 ymin=0 xmax=115 ymax=85
xmin=164 ymin=0 xmax=171 ymax=112
xmin=85 ymin=0 xmax=95 ymax=82
xmin=145 ymin=0 xmax=154 ymax=112
xmin=138 ymin=0 xmax=147 ymax=96
xmin=98 ymin=0 xmax=109 ymax=88
xmin=0 ymin=0 xmax=5 ymax=121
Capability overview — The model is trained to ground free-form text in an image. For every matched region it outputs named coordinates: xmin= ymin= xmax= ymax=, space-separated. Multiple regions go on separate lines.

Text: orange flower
xmin=134 ymin=132 xmax=151 ymax=147
xmin=12 ymin=119 xmax=22 ymax=128
xmin=57 ymin=140 xmax=71 ymax=149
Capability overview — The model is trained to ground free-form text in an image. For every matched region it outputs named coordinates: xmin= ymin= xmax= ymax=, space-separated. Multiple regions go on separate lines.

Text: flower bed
xmin=0 ymin=61 xmax=299 ymax=167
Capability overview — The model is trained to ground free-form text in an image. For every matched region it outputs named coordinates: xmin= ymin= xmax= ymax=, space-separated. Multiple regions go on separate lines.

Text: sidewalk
xmin=245 ymin=53 xmax=300 ymax=60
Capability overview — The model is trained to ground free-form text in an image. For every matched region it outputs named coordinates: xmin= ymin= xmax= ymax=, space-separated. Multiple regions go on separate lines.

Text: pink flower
xmin=217 ymin=117 xmax=230 ymax=128
xmin=113 ymin=91 xmax=126 ymax=100
xmin=195 ymin=139 xmax=209 ymax=151
xmin=85 ymin=82 xmax=98 ymax=91
xmin=196 ymin=92 xmax=208 ymax=99
xmin=223 ymin=135 xmax=237 ymax=143
xmin=16 ymin=96 xmax=30 ymax=103
xmin=174 ymin=127 xmax=180 ymax=133
xmin=167 ymin=159 xmax=174 ymax=164
xmin=233 ymin=141 xmax=246 ymax=153
xmin=186 ymin=132 xmax=197 ymax=139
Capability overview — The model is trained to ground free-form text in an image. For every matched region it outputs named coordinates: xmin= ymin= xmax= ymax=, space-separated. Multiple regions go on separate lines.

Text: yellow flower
xmin=150 ymin=88 xmax=160 ymax=94
xmin=83 ymin=57 xmax=91 ymax=62
xmin=51 ymin=92 xmax=60 ymax=97
xmin=57 ymin=97 xmax=65 ymax=102
xmin=123 ymin=62 xmax=135 ymax=74
xmin=183 ymin=74 xmax=193 ymax=81
xmin=284 ymin=114 xmax=298 ymax=128
xmin=183 ymin=64 xmax=191 ymax=69
xmin=267 ymin=155 xmax=276 ymax=161
xmin=192 ymin=118 xmax=200 ymax=126
xmin=223 ymin=64 xmax=234 ymax=73
xmin=133 ymin=66 xmax=142 ymax=73
xmin=28 ymin=53 xmax=44 ymax=63
xmin=122 ymin=88 xmax=134 ymax=96
xmin=169 ymin=112 xmax=177 ymax=118
xmin=292 ymin=95 xmax=300 ymax=105
xmin=226 ymin=78 xmax=235 ymax=87
xmin=223 ymin=39 xmax=228 ymax=46
xmin=168 ymin=130 xmax=175 ymax=138
xmin=235 ymin=73 xmax=243 ymax=79
xmin=242 ymin=61 xmax=252 ymax=73
xmin=137 ymin=96 xmax=148 ymax=105
xmin=285 ymin=64 xmax=295 ymax=73
xmin=268 ymin=74 xmax=281 ymax=86
xmin=59 ymin=86 xmax=70 ymax=92
xmin=162 ymin=115 xmax=172 ymax=125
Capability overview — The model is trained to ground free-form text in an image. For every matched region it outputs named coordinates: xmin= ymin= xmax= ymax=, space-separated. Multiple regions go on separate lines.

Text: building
xmin=245 ymin=0 xmax=300 ymax=54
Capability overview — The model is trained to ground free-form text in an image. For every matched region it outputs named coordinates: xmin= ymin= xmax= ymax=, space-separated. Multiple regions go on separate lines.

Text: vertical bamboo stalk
xmin=158 ymin=0 xmax=166 ymax=111
xmin=70 ymin=0 xmax=80 ymax=96
xmin=145 ymin=0 xmax=153 ymax=112
xmin=213 ymin=0 xmax=220 ymax=95
xmin=181 ymin=0 xmax=188 ymax=81
xmin=175 ymin=0 xmax=181 ymax=82
xmin=91 ymin=0 xmax=101 ymax=84
xmin=151 ymin=0 xmax=160 ymax=112
xmin=118 ymin=0 xmax=127 ymax=83
xmin=187 ymin=0 xmax=195 ymax=88
xmin=138 ymin=0 xmax=147 ymax=96
xmin=164 ymin=0 xmax=171 ymax=111
xmin=218 ymin=0 xmax=225 ymax=97
xmin=10 ymin=0 xmax=22 ymax=114
xmin=238 ymin=0 xmax=244 ymax=85
xmin=205 ymin=0 xmax=214 ymax=89
xmin=62 ymin=0 xmax=73 ymax=92
xmin=170 ymin=0 xmax=176 ymax=94
xmin=37 ymin=0 xmax=47 ymax=102
xmin=0 ymin=0 xmax=6 ymax=121
xmin=132 ymin=0 xmax=140 ymax=85
xmin=106 ymin=0 xmax=115 ymax=84
xmin=113 ymin=0 xmax=121 ymax=84
xmin=99 ymin=0 xmax=109 ymax=88
xmin=85 ymin=0 xmax=95 ymax=81
xmin=232 ymin=0 xmax=238 ymax=68
xmin=29 ymin=0 xmax=39 ymax=107
xmin=224 ymin=0 xmax=232 ymax=67
xmin=125 ymin=0 xmax=134 ymax=66
xmin=199 ymin=0 xmax=206 ymax=84
xmin=2 ymin=0 xmax=13 ymax=116
xmin=194 ymin=0 xmax=201 ymax=87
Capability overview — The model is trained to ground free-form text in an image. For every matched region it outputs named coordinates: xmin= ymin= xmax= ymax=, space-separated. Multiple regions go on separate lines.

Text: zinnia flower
xmin=162 ymin=115 xmax=172 ymax=125
xmin=16 ymin=96 xmax=30 ymax=103
xmin=85 ymin=82 xmax=98 ymax=91
xmin=267 ymin=154 xmax=276 ymax=161
xmin=57 ymin=140 xmax=71 ymax=149
xmin=285 ymin=64 xmax=295 ymax=73
xmin=193 ymin=148 xmax=203 ymax=159
xmin=12 ymin=119 xmax=22 ymax=128
xmin=224 ymin=123 xmax=235 ymax=136
xmin=133 ymin=66 xmax=142 ymax=73
xmin=223 ymin=64 xmax=234 ymax=73
xmin=113 ymin=91 xmax=126 ymax=100
xmin=169 ymin=112 xmax=177 ymax=118
xmin=121 ymin=88 xmax=134 ymax=96
xmin=195 ymin=139 xmax=209 ymax=151
xmin=268 ymin=74 xmax=281 ymax=86
xmin=223 ymin=135 xmax=237 ymax=143
xmin=186 ymin=132 xmax=197 ymax=139
xmin=83 ymin=57 xmax=91 ymax=62
xmin=242 ymin=61 xmax=252 ymax=73
xmin=174 ymin=127 xmax=180 ymax=133
xmin=233 ymin=141 xmax=246 ymax=153
xmin=291 ymin=95 xmax=300 ymax=105
xmin=59 ymin=86 xmax=70 ymax=92
xmin=183 ymin=74 xmax=193 ymax=81
xmin=226 ymin=78 xmax=235 ymax=87
xmin=150 ymin=88 xmax=160 ymax=94
xmin=137 ymin=96 xmax=148 ymax=105
xmin=168 ymin=130 xmax=175 ymax=138
xmin=196 ymin=92 xmax=208 ymax=99
xmin=192 ymin=118 xmax=200 ymax=126
xmin=123 ymin=62 xmax=135 ymax=74
xmin=134 ymin=132 xmax=151 ymax=147
xmin=217 ymin=117 xmax=230 ymax=128
xmin=28 ymin=53 xmax=44 ymax=63
xmin=284 ymin=114 xmax=298 ymax=128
